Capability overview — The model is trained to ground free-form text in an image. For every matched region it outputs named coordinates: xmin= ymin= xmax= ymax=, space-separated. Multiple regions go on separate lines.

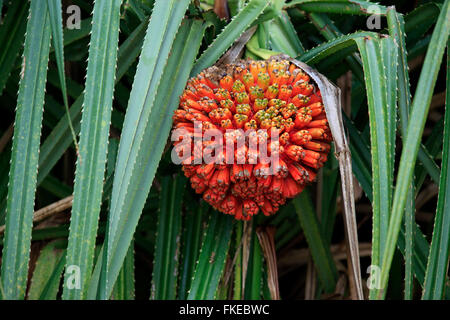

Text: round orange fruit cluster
xmin=172 ymin=58 xmax=332 ymax=220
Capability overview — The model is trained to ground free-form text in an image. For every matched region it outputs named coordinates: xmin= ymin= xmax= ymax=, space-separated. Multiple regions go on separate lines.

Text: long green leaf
xmin=36 ymin=19 xmax=148 ymax=187
xmin=380 ymin=1 xmax=450 ymax=299
xmin=293 ymin=189 xmax=338 ymax=293
xmin=0 ymin=17 xmax=147 ymax=223
xmin=380 ymin=33 xmax=398 ymax=243
xmin=267 ymin=10 xmax=305 ymax=57
xmin=320 ymin=145 xmax=339 ymax=245
xmin=178 ymin=199 xmax=207 ymax=299
xmin=151 ymin=175 xmax=186 ymax=299
xmin=228 ymin=0 xmax=245 ymax=16
xmin=404 ymin=3 xmax=441 ymax=46
xmin=46 ymin=0 xmax=79 ymax=152
xmin=355 ymin=35 xmax=395 ymax=299
xmin=27 ymin=240 xmax=65 ymax=300
xmin=62 ymin=17 xmax=93 ymax=46
xmin=85 ymin=245 xmax=105 ymax=300
xmin=310 ymin=13 xmax=443 ymax=295
xmin=273 ymin=206 xmax=302 ymax=250
xmin=0 ymin=0 xmax=51 ymax=300
xmin=285 ymin=0 xmax=387 ymax=15
xmin=0 ymin=17 xmax=147 ymax=220
xmin=320 ymin=11 xmax=438 ymax=190
xmin=307 ymin=12 xmax=364 ymax=83
xmin=0 ymin=0 xmax=28 ymax=95
xmin=245 ymin=226 xmax=263 ymax=299
xmin=39 ymin=252 xmax=66 ymax=300
xmin=98 ymin=3 xmax=201 ymax=298
xmin=417 ymin=148 xmax=440 ymax=185
xmin=345 ymin=114 xmax=431 ymax=288
xmin=62 ymin=0 xmax=122 ymax=300
xmin=187 ymin=213 xmax=233 ymax=299
xmin=246 ymin=30 xmax=280 ymax=60
xmin=233 ymin=221 xmax=243 ymax=300
xmin=191 ymin=0 xmax=270 ymax=76
xmin=111 ymin=241 xmax=135 ymax=300
xmin=300 ymin=11 xmax=446 ymax=190
xmin=403 ymin=188 xmax=415 ymax=299
xmin=386 ymin=8 xmax=414 ymax=300
xmin=299 ymin=31 xmax=376 ymax=65
xmin=422 ymin=43 xmax=450 ymax=300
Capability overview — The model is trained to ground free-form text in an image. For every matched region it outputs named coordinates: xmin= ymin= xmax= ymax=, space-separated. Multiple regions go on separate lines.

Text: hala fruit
xmin=172 ymin=58 xmax=332 ymax=220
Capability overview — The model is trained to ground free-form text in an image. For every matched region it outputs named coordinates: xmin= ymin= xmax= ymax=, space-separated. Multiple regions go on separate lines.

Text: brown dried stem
xmin=0 ymin=195 xmax=73 ymax=235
